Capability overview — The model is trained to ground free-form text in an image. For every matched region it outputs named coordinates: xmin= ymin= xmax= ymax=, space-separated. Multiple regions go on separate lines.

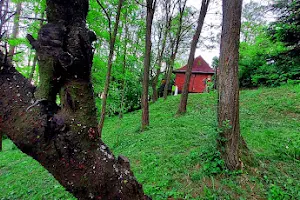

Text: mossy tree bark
xmin=0 ymin=0 xmax=148 ymax=199
xmin=217 ymin=0 xmax=244 ymax=170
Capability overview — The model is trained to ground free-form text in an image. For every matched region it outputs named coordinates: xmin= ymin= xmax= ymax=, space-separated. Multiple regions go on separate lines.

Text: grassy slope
xmin=1 ymin=84 xmax=299 ymax=199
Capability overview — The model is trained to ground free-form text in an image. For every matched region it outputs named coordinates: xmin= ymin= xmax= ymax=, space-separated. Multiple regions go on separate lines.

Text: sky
xmin=187 ymin=0 xmax=274 ymax=66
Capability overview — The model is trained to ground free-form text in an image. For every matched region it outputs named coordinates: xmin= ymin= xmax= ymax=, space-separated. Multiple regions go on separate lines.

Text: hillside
xmin=1 ymin=84 xmax=299 ymax=199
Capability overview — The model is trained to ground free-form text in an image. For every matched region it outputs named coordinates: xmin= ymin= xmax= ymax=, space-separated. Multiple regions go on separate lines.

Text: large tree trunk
xmin=8 ymin=2 xmax=22 ymax=58
xmin=177 ymin=0 xmax=210 ymax=114
xmin=0 ymin=0 xmax=148 ymax=199
xmin=141 ymin=0 xmax=156 ymax=131
xmin=98 ymin=0 xmax=124 ymax=137
xmin=217 ymin=0 xmax=243 ymax=170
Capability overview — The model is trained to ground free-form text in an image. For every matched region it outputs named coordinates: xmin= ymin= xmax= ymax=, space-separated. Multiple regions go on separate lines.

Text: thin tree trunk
xmin=163 ymin=0 xmax=187 ymax=100
xmin=151 ymin=68 xmax=160 ymax=102
xmin=141 ymin=0 xmax=156 ymax=131
xmin=163 ymin=56 xmax=174 ymax=99
xmin=151 ymin=37 xmax=163 ymax=103
xmin=8 ymin=2 xmax=22 ymax=58
xmin=0 ymin=0 xmax=8 ymax=37
xmin=0 ymin=0 xmax=148 ymax=198
xmin=213 ymin=67 xmax=218 ymax=90
xmin=119 ymin=11 xmax=129 ymax=119
xmin=28 ymin=55 xmax=37 ymax=82
xmin=152 ymin=0 xmax=174 ymax=102
xmin=98 ymin=0 xmax=124 ymax=137
xmin=217 ymin=0 xmax=243 ymax=170
xmin=28 ymin=12 xmax=44 ymax=83
xmin=177 ymin=0 xmax=210 ymax=114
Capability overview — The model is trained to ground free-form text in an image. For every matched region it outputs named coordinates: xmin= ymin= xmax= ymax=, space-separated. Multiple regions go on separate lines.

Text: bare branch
xmin=96 ymin=0 xmax=112 ymax=36
xmin=134 ymin=0 xmax=147 ymax=8
xmin=20 ymin=16 xmax=47 ymax=21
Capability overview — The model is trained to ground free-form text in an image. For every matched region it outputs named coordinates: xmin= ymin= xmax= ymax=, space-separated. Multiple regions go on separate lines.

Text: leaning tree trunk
xmin=0 ymin=0 xmax=148 ymax=199
xmin=141 ymin=0 xmax=156 ymax=131
xmin=217 ymin=0 xmax=243 ymax=170
xmin=177 ymin=0 xmax=210 ymax=114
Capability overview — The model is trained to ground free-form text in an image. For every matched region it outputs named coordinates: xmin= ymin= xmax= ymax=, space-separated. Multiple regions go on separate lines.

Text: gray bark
xmin=217 ymin=0 xmax=243 ymax=170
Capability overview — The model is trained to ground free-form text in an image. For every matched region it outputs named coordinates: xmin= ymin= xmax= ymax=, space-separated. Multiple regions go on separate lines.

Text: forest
xmin=0 ymin=0 xmax=299 ymax=199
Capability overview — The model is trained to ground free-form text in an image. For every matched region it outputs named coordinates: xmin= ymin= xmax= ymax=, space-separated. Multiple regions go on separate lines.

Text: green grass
xmin=0 ymin=141 xmax=75 ymax=200
xmin=1 ymin=84 xmax=300 ymax=199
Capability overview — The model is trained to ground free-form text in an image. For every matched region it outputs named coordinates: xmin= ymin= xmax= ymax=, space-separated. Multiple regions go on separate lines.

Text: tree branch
xmin=20 ymin=16 xmax=47 ymax=21
xmin=96 ymin=0 xmax=112 ymax=36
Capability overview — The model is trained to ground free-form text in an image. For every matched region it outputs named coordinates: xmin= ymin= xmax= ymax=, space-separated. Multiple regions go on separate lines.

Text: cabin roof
xmin=173 ymin=55 xmax=215 ymax=74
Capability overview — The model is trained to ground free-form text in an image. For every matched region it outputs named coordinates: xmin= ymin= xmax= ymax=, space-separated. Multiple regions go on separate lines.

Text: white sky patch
xmin=186 ymin=0 xmax=275 ymax=66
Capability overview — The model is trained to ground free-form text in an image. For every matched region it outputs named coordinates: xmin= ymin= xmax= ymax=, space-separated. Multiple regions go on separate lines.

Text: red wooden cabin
xmin=173 ymin=55 xmax=215 ymax=93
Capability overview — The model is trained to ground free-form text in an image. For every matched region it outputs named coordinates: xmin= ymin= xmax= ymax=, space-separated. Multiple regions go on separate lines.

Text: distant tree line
xmin=238 ymin=0 xmax=300 ymax=88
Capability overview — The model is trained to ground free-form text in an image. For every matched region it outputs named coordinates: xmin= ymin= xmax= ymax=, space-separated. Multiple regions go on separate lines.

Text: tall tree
xmin=0 ymin=0 xmax=10 ymax=39
xmin=163 ymin=0 xmax=187 ymax=100
xmin=151 ymin=0 xmax=176 ymax=102
xmin=0 ymin=0 xmax=148 ymax=198
xmin=150 ymin=21 xmax=163 ymax=102
xmin=97 ymin=0 xmax=125 ymax=137
xmin=241 ymin=1 xmax=267 ymax=43
xmin=119 ymin=8 xmax=129 ymax=119
xmin=141 ymin=0 xmax=156 ymax=130
xmin=217 ymin=0 xmax=243 ymax=170
xmin=212 ymin=56 xmax=219 ymax=89
xmin=270 ymin=0 xmax=300 ymax=59
xmin=177 ymin=0 xmax=210 ymax=114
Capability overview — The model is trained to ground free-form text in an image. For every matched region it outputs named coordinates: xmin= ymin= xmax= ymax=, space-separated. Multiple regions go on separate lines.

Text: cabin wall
xmin=175 ymin=73 xmax=212 ymax=93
